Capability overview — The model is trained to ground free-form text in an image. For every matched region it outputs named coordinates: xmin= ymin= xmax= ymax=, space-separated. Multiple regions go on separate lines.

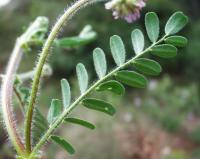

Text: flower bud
xmin=105 ymin=0 xmax=146 ymax=23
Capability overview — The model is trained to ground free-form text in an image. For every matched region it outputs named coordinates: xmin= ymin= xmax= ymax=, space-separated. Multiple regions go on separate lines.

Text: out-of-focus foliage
xmin=165 ymin=150 xmax=190 ymax=159
xmin=190 ymin=126 xmax=200 ymax=144
xmin=141 ymin=75 xmax=199 ymax=132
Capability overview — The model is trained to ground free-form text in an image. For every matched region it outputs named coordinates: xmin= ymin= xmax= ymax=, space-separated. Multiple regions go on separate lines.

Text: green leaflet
xmin=82 ymin=98 xmax=116 ymax=116
xmin=133 ymin=58 xmax=162 ymax=76
xmin=47 ymin=99 xmax=62 ymax=124
xmin=115 ymin=70 xmax=148 ymax=88
xmin=58 ymin=37 xmax=88 ymax=47
xmin=96 ymin=80 xmax=125 ymax=95
xmin=165 ymin=12 xmax=188 ymax=35
xmin=165 ymin=36 xmax=188 ymax=47
xmin=76 ymin=63 xmax=89 ymax=94
xmin=93 ymin=48 xmax=107 ymax=79
xmin=57 ymin=25 xmax=96 ymax=48
xmin=145 ymin=12 xmax=160 ymax=43
xmin=150 ymin=44 xmax=177 ymax=58
xmin=64 ymin=118 xmax=95 ymax=130
xmin=131 ymin=29 xmax=145 ymax=54
xmin=51 ymin=135 xmax=75 ymax=155
xmin=61 ymin=79 xmax=71 ymax=108
xmin=110 ymin=35 xmax=126 ymax=66
xmin=57 ymin=36 xmax=95 ymax=48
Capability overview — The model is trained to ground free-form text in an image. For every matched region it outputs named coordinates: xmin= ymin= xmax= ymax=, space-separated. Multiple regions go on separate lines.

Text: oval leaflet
xmin=150 ymin=44 xmax=177 ymax=58
xmin=96 ymin=80 xmax=125 ymax=95
xmin=165 ymin=12 xmax=188 ymax=35
xmin=165 ymin=36 xmax=188 ymax=47
xmin=64 ymin=118 xmax=95 ymax=130
xmin=110 ymin=35 xmax=126 ymax=66
xmin=93 ymin=48 xmax=107 ymax=79
xmin=82 ymin=98 xmax=116 ymax=116
xmin=51 ymin=135 xmax=75 ymax=155
xmin=115 ymin=70 xmax=148 ymax=88
xmin=76 ymin=63 xmax=89 ymax=94
xmin=61 ymin=79 xmax=71 ymax=108
xmin=145 ymin=12 xmax=160 ymax=43
xmin=133 ymin=58 xmax=162 ymax=76
xmin=47 ymin=99 xmax=62 ymax=124
xmin=131 ymin=29 xmax=145 ymax=54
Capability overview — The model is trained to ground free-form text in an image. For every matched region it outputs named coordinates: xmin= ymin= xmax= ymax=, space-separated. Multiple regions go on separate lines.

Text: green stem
xmin=28 ymin=35 xmax=167 ymax=159
xmin=24 ymin=0 xmax=108 ymax=153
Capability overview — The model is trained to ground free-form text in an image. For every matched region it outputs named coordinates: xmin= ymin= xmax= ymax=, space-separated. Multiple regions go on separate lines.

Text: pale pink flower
xmin=105 ymin=0 xmax=147 ymax=23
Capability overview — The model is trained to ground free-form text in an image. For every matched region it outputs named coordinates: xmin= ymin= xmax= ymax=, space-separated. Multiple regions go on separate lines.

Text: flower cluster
xmin=105 ymin=0 xmax=146 ymax=23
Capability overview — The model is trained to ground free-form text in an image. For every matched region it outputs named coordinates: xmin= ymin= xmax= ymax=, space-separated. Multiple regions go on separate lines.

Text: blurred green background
xmin=0 ymin=0 xmax=200 ymax=159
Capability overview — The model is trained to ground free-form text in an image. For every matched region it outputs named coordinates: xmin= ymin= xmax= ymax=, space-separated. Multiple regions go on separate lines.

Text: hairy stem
xmin=25 ymin=0 xmax=108 ymax=153
xmin=28 ymin=35 xmax=167 ymax=159
xmin=1 ymin=39 xmax=26 ymax=156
